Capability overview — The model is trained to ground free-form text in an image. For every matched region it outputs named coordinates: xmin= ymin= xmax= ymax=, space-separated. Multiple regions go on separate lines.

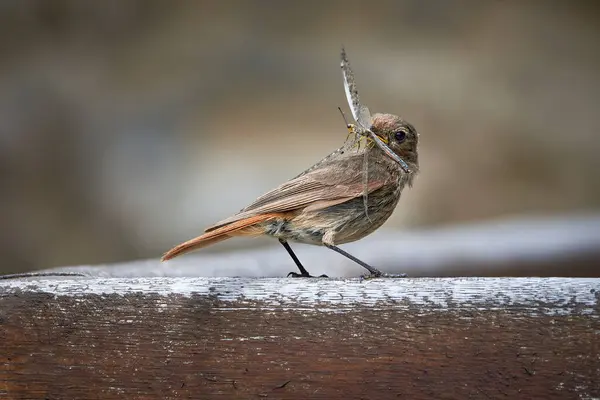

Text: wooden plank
xmin=1 ymin=277 xmax=599 ymax=399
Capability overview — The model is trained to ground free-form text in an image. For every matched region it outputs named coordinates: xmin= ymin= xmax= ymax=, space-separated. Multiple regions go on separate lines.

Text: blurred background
xmin=1 ymin=0 xmax=599 ymax=276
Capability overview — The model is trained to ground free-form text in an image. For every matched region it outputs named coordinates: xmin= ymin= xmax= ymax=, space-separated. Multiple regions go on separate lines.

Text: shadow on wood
xmin=1 ymin=277 xmax=599 ymax=399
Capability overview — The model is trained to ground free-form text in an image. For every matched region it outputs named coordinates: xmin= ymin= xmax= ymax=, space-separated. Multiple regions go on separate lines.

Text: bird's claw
xmin=287 ymin=272 xmax=329 ymax=278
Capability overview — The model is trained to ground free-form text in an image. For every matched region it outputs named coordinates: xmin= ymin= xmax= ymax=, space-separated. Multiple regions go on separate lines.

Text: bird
xmin=161 ymin=49 xmax=419 ymax=277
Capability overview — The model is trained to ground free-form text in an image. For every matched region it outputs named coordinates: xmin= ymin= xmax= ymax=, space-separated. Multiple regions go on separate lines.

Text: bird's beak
xmin=366 ymin=130 xmax=410 ymax=173
xmin=374 ymin=131 xmax=389 ymax=145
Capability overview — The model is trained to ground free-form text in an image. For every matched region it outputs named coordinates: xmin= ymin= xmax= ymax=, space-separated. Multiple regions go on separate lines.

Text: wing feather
xmin=205 ymin=155 xmax=388 ymax=232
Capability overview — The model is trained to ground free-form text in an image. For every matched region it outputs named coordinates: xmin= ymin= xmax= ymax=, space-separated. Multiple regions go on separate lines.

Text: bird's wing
xmin=205 ymin=155 xmax=388 ymax=232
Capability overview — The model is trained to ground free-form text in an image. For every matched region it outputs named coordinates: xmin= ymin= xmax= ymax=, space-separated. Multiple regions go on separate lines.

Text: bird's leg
xmin=324 ymin=244 xmax=407 ymax=278
xmin=279 ymin=239 xmax=328 ymax=278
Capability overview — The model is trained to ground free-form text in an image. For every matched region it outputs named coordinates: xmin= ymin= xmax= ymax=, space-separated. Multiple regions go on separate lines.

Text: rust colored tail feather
xmin=161 ymin=213 xmax=284 ymax=261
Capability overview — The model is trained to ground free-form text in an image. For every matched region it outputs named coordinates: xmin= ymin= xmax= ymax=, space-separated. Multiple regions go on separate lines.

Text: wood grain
xmin=1 ymin=277 xmax=599 ymax=399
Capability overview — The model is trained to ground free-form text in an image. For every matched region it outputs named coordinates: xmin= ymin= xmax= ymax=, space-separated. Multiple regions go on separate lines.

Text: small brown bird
xmin=161 ymin=49 xmax=419 ymax=277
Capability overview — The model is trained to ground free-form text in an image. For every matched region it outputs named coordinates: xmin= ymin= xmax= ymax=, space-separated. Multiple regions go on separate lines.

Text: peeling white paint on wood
xmin=2 ymin=277 xmax=598 ymax=315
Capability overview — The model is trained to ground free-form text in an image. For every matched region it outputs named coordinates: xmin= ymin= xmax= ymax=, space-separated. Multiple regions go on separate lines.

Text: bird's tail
xmin=161 ymin=213 xmax=284 ymax=261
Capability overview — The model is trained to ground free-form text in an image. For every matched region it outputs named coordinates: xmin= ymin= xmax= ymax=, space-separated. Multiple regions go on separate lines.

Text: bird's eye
xmin=395 ymin=131 xmax=406 ymax=142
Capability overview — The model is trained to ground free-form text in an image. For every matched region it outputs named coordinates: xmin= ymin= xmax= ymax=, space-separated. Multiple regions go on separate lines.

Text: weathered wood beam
xmin=1 ymin=277 xmax=599 ymax=399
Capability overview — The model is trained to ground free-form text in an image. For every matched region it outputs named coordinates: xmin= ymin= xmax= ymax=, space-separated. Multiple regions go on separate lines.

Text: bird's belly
xmin=280 ymin=186 xmax=402 ymax=246
xmin=262 ymin=218 xmax=326 ymax=245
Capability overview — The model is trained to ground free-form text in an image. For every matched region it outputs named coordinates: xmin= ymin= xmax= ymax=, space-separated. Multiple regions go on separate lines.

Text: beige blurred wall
xmin=1 ymin=1 xmax=599 ymax=272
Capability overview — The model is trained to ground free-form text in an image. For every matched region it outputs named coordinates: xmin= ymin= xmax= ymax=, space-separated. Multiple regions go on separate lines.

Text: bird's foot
xmin=287 ymin=272 xmax=329 ymax=278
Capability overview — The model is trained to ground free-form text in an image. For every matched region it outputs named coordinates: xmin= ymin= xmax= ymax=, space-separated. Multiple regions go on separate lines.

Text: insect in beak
xmin=340 ymin=47 xmax=410 ymax=173
xmin=366 ymin=129 xmax=410 ymax=173
xmin=373 ymin=130 xmax=389 ymax=145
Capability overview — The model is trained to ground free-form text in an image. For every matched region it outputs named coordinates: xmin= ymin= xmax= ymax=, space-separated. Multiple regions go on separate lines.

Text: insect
xmin=340 ymin=48 xmax=411 ymax=173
